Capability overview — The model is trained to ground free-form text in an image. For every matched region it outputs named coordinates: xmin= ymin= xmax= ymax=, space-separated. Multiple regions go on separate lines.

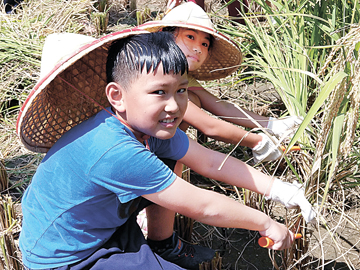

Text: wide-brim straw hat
xmin=16 ymin=28 xmax=148 ymax=153
xmin=138 ymin=2 xmax=242 ymax=81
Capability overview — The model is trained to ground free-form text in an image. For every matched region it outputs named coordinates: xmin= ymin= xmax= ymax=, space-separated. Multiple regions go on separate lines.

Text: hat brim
xmin=17 ymin=29 xmax=148 ymax=153
xmin=138 ymin=21 xmax=242 ymax=81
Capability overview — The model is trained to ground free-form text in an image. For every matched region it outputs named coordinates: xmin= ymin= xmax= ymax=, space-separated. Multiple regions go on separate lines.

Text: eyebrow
xmin=147 ymin=78 xmax=189 ymax=88
xmin=180 ymin=79 xmax=189 ymax=86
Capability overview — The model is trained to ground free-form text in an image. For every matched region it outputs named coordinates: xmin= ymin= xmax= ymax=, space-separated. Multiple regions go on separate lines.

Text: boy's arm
xmin=180 ymin=139 xmax=316 ymax=223
xmin=143 ymin=176 xmax=294 ymax=250
xmin=180 ymin=139 xmax=275 ymax=195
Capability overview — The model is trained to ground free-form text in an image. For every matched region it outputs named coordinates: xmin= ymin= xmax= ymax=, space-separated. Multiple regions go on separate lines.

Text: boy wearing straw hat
xmin=17 ymin=29 xmax=313 ymax=270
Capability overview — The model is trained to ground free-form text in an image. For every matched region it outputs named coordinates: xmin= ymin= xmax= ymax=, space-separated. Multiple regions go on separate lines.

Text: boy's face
xmin=119 ymin=64 xmax=189 ymax=141
xmin=175 ymin=28 xmax=210 ymax=72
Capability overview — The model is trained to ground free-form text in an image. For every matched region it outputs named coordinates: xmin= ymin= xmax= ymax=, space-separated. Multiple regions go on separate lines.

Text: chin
xmin=155 ymin=130 xmax=176 ymax=140
xmin=189 ymin=65 xmax=198 ymax=72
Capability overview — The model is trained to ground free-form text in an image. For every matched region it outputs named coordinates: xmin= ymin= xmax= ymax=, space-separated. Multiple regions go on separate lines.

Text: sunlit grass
xmin=206 ymin=0 xmax=360 ymax=268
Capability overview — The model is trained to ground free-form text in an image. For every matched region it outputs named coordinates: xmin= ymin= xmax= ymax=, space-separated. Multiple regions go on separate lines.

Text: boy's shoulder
xmin=46 ymin=109 xmax=133 ymax=156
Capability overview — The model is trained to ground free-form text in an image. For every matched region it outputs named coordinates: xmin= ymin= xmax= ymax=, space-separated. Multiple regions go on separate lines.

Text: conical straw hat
xmin=138 ymin=2 xmax=242 ymax=81
xmin=16 ymin=28 xmax=148 ymax=153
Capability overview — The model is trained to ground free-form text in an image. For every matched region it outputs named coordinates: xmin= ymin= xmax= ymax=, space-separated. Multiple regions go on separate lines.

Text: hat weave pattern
xmin=19 ymin=46 xmax=110 ymax=153
xmin=17 ymin=29 xmax=148 ymax=153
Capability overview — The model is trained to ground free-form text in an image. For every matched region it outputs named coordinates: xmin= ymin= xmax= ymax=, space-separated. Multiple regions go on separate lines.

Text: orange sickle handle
xmin=281 ymin=146 xmax=301 ymax=152
xmin=258 ymin=233 xmax=302 ymax=248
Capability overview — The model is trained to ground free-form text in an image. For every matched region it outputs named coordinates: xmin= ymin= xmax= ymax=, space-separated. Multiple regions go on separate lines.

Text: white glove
xmin=267 ymin=116 xmax=304 ymax=138
xmin=252 ymin=133 xmax=282 ymax=163
xmin=266 ymin=178 xmax=316 ymax=223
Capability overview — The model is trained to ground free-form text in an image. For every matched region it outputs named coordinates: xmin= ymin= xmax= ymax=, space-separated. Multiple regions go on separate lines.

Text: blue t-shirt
xmin=19 ymin=108 xmax=189 ymax=269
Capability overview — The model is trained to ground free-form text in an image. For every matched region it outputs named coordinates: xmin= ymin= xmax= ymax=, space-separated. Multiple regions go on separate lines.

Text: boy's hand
xmin=252 ymin=133 xmax=282 ymax=163
xmin=267 ymin=116 xmax=303 ymax=138
xmin=259 ymin=219 xmax=295 ymax=250
xmin=266 ymin=178 xmax=316 ymax=223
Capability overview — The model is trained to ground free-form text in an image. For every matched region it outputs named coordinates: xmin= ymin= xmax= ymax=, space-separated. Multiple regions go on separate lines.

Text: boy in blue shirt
xmin=17 ymin=30 xmax=312 ymax=270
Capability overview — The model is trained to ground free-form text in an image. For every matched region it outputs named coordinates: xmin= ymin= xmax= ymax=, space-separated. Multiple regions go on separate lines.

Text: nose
xmin=193 ymin=43 xmax=202 ymax=54
xmin=164 ymin=96 xmax=180 ymax=113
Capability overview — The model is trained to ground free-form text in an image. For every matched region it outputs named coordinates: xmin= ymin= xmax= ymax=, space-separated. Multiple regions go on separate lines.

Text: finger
xmin=259 ymin=233 xmax=300 ymax=249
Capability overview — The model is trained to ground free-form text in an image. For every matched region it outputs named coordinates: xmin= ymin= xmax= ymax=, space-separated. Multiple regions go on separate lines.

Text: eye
xmin=152 ymin=90 xmax=165 ymax=95
xmin=177 ymin=88 xmax=187 ymax=94
xmin=186 ymin=34 xmax=195 ymax=40
xmin=202 ymin=42 xmax=209 ymax=48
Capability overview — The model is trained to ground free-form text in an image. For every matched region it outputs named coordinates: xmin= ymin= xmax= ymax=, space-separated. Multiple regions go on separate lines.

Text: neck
xmin=114 ymin=111 xmax=150 ymax=143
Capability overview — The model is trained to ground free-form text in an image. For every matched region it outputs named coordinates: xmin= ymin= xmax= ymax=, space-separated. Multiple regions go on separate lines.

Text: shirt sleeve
xmin=149 ymin=128 xmax=189 ymax=160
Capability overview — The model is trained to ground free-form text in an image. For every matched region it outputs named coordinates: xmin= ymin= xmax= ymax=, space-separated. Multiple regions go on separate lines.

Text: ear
xmin=106 ymin=82 xmax=126 ymax=113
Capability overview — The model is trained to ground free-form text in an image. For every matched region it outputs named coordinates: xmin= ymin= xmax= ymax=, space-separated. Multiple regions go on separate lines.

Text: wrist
xmin=258 ymin=212 xmax=274 ymax=232
xmin=265 ymin=177 xmax=282 ymax=201
xmin=249 ymin=133 xmax=263 ymax=149
xmin=259 ymin=216 xmax=276 ymax=235
xmin=265 ymin=177 xmax=276 ymax=197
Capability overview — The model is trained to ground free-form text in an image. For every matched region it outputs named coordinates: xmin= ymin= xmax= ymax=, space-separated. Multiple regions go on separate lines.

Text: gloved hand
xmin=266 ymin=178 xmax=316 ymax=223
xmin=267 ymin=116 xmax=304 ymax=138
xmin=252 ymin=133 xmax=282 ymax=163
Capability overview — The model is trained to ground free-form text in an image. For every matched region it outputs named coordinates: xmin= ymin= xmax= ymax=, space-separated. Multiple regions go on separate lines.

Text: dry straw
xmin=0 ymin=161 xmax=8 ymax=192
xmin=0 ymin=1 xmax=96 ymax=268
xmin=0 ymin=196 xmax=22 ymax=270
xmin=0 ymin=0 xmax=93 ymax=115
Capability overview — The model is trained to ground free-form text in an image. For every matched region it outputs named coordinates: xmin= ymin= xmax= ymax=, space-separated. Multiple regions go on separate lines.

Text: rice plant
xmin=0 ymin=195 xmax=22 ymax=270
xmin=306 ymin=25 xmax=360 ymax=269
xmin=211 ymin=0 xmax=360 ymax=268
xmin=91 ymin=0 xmax=110 ymax=35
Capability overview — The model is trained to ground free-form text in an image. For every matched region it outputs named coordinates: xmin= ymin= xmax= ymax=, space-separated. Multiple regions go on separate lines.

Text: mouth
xmin=187 ymin=55 xmax=199 ymax=62
xmin=160 ymin=118 xmax=176 ymax=124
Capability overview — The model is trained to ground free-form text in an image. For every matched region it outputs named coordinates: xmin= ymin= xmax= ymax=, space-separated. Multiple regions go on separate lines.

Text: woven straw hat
xmin=138 ymin=2 xmax=242 ymax=81
xmin=16 ymin=28 xmax=148 ymax=153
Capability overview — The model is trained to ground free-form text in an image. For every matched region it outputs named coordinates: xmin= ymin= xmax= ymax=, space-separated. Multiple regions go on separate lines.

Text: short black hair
xmin=106 ymin=32 xmax=188 ymax=90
